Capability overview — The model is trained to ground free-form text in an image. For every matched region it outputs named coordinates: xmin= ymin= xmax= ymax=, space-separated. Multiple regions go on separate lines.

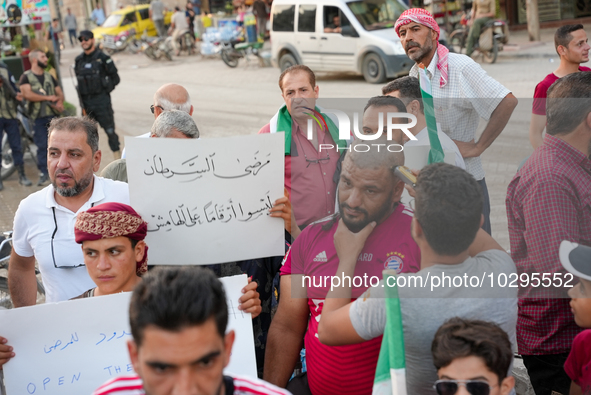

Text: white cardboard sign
xmin=125 ymin=133 xmax=285 ymax=265
xmin=0 ymin=274 xmax=257 ymax=395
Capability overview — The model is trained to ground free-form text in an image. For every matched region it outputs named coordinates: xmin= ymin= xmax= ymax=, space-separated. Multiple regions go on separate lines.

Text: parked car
xmin=92 ymin=5 xmax=172 ymax=43
xmin=270 ymin=0 xmax=413 ymax=83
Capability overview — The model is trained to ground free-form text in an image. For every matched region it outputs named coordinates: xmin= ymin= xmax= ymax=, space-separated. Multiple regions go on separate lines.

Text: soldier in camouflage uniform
xmin=19 ymin=49 xmax=64 ymax=186
xmin=0 ymin=62 xmax=31 ymax=190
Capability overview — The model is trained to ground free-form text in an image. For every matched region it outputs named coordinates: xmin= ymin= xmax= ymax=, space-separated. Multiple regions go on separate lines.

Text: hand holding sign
xmin=125 ymin=134 xmax=285 ymax=266
xmin=0 ymin=275 xmax=257 ymax=395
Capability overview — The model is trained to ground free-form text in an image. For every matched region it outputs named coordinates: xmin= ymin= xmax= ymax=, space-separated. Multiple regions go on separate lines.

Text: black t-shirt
xmin=223 ymin=376 xmax=234 ymax=395
xmin=253 ymin=0 xmax=267 ymax=17
xmin=19 ymin=71 xmax=58 ymax=88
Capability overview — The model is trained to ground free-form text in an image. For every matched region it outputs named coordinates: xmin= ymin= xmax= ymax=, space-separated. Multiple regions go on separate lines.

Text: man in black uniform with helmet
xmin=74 ymin=30 xmax=121 ymax=158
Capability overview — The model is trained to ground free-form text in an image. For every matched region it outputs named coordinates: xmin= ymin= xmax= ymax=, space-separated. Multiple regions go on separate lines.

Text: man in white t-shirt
xmin=382 ymin=76 xmax=465 ymax=169
xmin=318 ymin=163 xmax=517 ymax=394
xmin=8 ymin=117 xmax=129 ymax=305
xmin=169 ymin=6 xmax=190 ymax=55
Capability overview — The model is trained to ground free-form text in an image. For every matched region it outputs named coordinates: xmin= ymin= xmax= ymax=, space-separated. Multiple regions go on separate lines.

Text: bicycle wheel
xmin=187 ymin=36 xmax=195 ymax=55
xmin=221 ymin=49 xmax=239 ymax=68
xmin=144 ymin=46 xmax=158 ymax=60
xmin=36 ymin=274 xmax=45 ymax=297
xmin=0 ymin=277 xmax=13 ymax=309
xmin=449 ymin=30 xmax=466 ymax=54
xmin=482 ymin=39 xmax=498 ymax=63
xmin=1 ymin=134 xmax=16 ymax=180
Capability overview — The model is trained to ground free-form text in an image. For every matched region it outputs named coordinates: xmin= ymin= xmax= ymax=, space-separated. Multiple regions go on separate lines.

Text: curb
xmin=498 ymin=52 xmax=557 ymax=59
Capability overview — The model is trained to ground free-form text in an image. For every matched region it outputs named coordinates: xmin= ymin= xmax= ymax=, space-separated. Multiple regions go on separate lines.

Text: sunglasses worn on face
xmin=150 ymin=104 xmax=164 ymax=114
xmin=434 ymin=380 xmax=493 ymax=395
xmin=79 ymin=37 xmax=91 ymax=42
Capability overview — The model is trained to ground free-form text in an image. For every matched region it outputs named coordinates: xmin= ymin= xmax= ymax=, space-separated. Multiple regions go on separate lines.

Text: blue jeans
xmin=0 ymin=118 xmax=23 ymax=166
xmin=68 ymin=29 xmax=77 ymax=46
xmin=33 ymin=116 xmax=54 ymax=175
xmin=478 ymin=178 xmax=491 ymax=235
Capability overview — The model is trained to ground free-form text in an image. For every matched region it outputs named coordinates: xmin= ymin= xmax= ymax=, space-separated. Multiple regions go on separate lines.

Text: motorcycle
xmin=144 ymin=35 xmax=174 ymax=61
xmin=220 ymin=29 xmax=263 ymax=68
xmin=1 ymin=103 xmax=37 ymax=181
xmin=449 ymin=14 xmax=509 ymax=63
xmin=101 ymin=28 xmax=141 ymax=55
xmin=165 ymin=30 xmax=196 ymax=56
xmin=221 ymin=40 xmax=264 ymax=68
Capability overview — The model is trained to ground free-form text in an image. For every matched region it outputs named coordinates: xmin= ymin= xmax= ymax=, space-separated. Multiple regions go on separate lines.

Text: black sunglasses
xmin=51 ymin=206 xmax=92 ymax=269
xmin=79 ymin=37 xmax=91 ymax=42
xmin=434 ymin=380 xmax=493 ymax=395
xmin=150 ymin=104 xmax=164 ymax=114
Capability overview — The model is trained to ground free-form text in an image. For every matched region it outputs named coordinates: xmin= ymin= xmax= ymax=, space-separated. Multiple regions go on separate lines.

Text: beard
xmin=37 ymin=60 xmax=48 ymax=69
xmin=406 ymin=37 xmax=435 ymax=63
xmin=53 ymin=169 xmax=93 ymax=197
xmin=339 ymin=191 xmax=394 ymax=233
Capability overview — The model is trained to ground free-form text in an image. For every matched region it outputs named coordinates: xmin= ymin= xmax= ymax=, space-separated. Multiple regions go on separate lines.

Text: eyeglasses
xmin=51 ymin=207 xmax=87 ymax=269
xmin=79 ymin=37 xmax=91 ymax=42
xmin=150 ymin=104 xmax=164 ymax=114
xmin=295 ymin=132 xmax=330 ymax=168
xmin=434 ymin=380 xmax=494 ymax=395
xmin=305 ymin=155 xmax=330 ymax=168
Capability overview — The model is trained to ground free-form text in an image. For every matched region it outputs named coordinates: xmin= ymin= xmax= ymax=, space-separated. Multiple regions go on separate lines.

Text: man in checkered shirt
xmin=506 ymin=72 xmax=591 ymax=395
xmin=395 ymin=9 xmax=518 ymax=234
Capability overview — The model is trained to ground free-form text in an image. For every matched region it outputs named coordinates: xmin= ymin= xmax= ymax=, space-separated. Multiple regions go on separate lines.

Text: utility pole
xmin=526 ymin=0 xmax=540 ymax=41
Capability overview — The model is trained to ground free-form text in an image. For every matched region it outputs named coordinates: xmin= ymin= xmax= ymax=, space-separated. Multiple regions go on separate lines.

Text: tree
xmin=526 ymin=0 xmax=540 ymax=41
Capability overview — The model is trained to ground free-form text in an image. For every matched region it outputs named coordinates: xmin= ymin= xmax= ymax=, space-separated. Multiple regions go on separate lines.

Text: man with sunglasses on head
xmin=74 ymin=30 xmax=122 ymax=159
xmin=431 ymin=318 xmax=515 ymax=395
xmin=8 ymin=117 xmax=129 ymax=306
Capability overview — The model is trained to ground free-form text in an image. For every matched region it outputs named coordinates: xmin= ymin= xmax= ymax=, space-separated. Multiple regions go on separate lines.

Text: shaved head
xmin=347 ymin=135 xmax=404 ymax=174
xmin=153 ymin=83 xmax=192 ymax=115
xmin=28 ymin=49 xmax=44 ymax=61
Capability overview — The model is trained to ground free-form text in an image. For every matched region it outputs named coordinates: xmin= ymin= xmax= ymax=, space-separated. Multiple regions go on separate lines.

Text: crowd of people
xmin=0 ymin=6 xmax=589 ymax=395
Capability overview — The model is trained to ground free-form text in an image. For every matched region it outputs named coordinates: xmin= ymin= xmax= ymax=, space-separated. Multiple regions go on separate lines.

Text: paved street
xmin=0 ymin=28 xmax=564 ymax=251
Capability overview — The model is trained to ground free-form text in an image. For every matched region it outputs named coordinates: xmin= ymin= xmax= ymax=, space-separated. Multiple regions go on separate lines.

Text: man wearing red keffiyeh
xmin=395 ymin=8 xmax=517 ymax=235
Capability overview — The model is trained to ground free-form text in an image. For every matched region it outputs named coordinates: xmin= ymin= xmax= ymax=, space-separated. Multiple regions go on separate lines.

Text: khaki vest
xmin=24 ymin=71 xmax=58 ymax=119
xmin=0 ymin=68 xmax=16 ymax=119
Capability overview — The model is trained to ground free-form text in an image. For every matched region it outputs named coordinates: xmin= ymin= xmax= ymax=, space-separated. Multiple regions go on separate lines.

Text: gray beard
xmin=408 ymin=39 xmax=434 ymax=64
xmin=53 ymin=172 xmax=93 ymax=197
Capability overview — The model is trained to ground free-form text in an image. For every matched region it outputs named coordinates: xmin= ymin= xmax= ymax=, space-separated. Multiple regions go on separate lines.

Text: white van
xmin=270 ymin=0 xmax=413 ymax=83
